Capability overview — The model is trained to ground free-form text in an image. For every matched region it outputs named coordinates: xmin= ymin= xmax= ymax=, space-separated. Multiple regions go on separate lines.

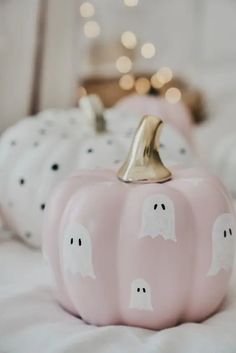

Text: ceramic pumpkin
xmin=0 ymin=96 xmax=128 ymax=247
xmin=43 ymin=115 xmax=235 ymax=330
xmin=115 ymin=94 xmax=195 ymax=167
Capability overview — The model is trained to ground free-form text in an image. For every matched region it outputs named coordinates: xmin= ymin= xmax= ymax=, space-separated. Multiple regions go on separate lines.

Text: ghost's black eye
xmin=137 ymin=288 xmax=140 ymax=292
xmin=19 ymin=178 xmax=25 ymax=185
xmin=143 ymin=288 xmax=146 ymax=293
xmin=229 ymin=228 xmax=232 ymax=235
xmin=161 ymin=203 xmax=165 ymax=210
xmin=78 ymin=238 xmax=82 ymax=246
xmin=180 ymin=148 xmax=186 ymax=155
xmin=224 ymin=230 xmax=227 ymax=238
xmin=87 ymin=148 xmax=93 ymax=153
xmin=40 ymin=203 xmax=46 ymax=211
xmin=154 ymin=204 xmax=158 ymax=210
xmin=70 ymin=238 xmax=73 ymax=245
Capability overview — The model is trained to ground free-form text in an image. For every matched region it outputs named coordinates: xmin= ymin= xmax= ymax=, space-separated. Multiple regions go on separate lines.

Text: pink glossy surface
xmin=43 ymin=168 xmax=235 ymax=330
xmin=116 ymin=95 xmax=193 ymax=143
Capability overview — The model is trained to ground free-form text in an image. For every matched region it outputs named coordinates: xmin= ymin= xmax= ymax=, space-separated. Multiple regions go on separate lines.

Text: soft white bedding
xmin=0 ymin=236 xmax=236 ymax=353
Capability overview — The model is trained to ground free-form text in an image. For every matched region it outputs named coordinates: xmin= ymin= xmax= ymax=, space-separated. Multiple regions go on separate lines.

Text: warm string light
xmin=80 ymin=2 xmax=95 ymax=18
xmin=116 ymin=56 xmax=133 ymax=73
xmin=141 ymin=42 xmax=156 ymax=59
xmin=79 ymin=2 xmax=101 ymax=39
xmin=119 ymin=74 xmax=135 ymax=90
xmin=121 ymin=31 xmax=137 ymax=49
xmin=165 ymin=87 xmax=182 ymax=104
xmin=83 ymin=20 xmax=101 ymax=38
xmin=135 ymin=77 xmax=150 ymax=95
xmin=79 ymin=1 xmax=175 ymax=99
xmin=150 ymin=67 xmax=173 ymax=90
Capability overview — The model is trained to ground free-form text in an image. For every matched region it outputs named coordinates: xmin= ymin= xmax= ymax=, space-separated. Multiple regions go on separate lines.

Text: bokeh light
xmin=84 ymin=21 xmax=101 ymax=38
xmin=141 ymin=42 xmax=156 ymax=59
xmin=121 ymin=31 xmax=137 ymax=49
xmin=150 ymin=73 xmax=164 ymax=89
xmin=116 ymin=56 xmax=132 ymax=73
xmin=135 ymin=77 xmax=151 ymax=95
xmin=80 ymin=2 xmax=95 ymax=18
xmin=165 ymin=87 xmax=182 ymax=103
xmin=119 ymin=74 xmax=135 ymax=90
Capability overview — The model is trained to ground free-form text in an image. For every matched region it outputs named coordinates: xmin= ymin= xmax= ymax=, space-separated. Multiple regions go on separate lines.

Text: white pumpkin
xmin=0 ymin=96 xmax=128 ymax=247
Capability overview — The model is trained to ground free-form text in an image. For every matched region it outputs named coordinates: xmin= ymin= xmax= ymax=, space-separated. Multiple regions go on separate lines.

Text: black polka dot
xmin=137 ymin=288 xmax=140 ymax=292
xmin=154 ymin=204 xmax=158 ymax=210
xmin=25 ymin=232 xmax=31 ymax=238
xmin=180 ymin=148 xmax=186 ymax=155
xmin=87 ymin=148 xmax=94 ymax=153
xmin=40 ymin=203 xmax=46 ymax=211
xmin=39 ymin=128 xmax=47 ymax=135
xmin=224 ymin=230 xmax=227 ymax=238
xmin=107 ymin=140 xmax=113 ymax=145
xmin=51 ymin=163 xmax=59 ymax=171
xmin=114 ymin=160 xmax=120 ymax=164
xmin=160 ymin=143 xmax=165 ymax=148
xmin=161 ymin=203 xmax=166 ymax=210
xmin=10 ymin=140 xmax=16 ymax=146
xmin=33 ymin=141 xmax=39 ymax=147
xmin=19 ymin=178 xmax=25 ymax=185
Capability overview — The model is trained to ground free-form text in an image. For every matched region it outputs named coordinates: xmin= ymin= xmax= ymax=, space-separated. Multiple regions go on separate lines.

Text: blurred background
xmin=0 ymin=0 xmax=236 ymax=152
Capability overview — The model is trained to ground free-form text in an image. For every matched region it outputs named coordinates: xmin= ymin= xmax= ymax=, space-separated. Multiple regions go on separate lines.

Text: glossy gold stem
xmin=80 ymin=95 xmax=107 ymax=133
xmin=117 ymin=115 xmax=172 ymax=183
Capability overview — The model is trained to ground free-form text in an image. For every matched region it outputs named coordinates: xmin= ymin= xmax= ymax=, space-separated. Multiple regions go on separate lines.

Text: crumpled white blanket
xmin=0 ymin=237 xmax=236 ymax=353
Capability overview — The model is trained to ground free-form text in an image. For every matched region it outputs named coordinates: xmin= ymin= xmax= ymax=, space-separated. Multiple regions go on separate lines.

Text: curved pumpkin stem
xmin=117 ymin=115 xmax=172 ymax=183
xmin=80 ymin=94 xmax=107 ymax=133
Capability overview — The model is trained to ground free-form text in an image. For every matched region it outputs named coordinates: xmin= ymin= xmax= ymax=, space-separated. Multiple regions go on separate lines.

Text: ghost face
xmin=159 ymin=124 xmax=193 ymax=167
xmin=129 ymin=279 xmax=153 ymax=311
xmin=141 ymin=194 xmax=176 ymax=241
xmin=62 ymin=223 xmax=95 ymax=278
xmin=208 ymin=213 xmax=235 ymax=276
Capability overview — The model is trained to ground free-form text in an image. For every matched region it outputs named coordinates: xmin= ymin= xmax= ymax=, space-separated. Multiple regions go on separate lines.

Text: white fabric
xmin=0 ymin=235 xmax=236 ymax=353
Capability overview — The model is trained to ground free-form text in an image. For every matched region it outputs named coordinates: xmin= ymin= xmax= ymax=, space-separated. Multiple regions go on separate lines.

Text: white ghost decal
xmin=62 ymin=223 xmax=95 ymax=278
xmin=207 ymin=213 xmax=235 ymax=276
xmin=129 ymin=278 xmax=153 ymax=311
xmin=141 ymin=194 xmax=176 ymax=241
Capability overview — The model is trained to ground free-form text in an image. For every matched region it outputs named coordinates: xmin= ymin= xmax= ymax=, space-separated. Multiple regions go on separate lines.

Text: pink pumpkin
xmin=43 ymin=116 xmax=235 ymax=330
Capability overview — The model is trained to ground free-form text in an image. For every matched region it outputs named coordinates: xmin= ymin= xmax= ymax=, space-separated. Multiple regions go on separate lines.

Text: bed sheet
xmin=0 ymin=236 xmax=236 ymax=353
